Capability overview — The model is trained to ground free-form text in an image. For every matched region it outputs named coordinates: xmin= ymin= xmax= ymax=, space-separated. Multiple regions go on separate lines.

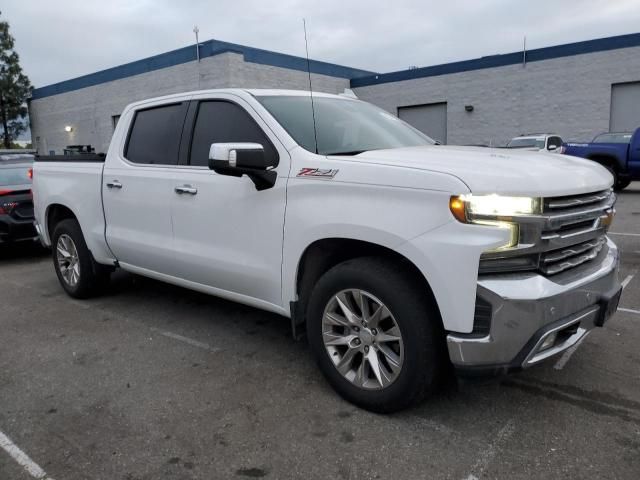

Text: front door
xmin=169 ymin=95 xmax=289 ymax=308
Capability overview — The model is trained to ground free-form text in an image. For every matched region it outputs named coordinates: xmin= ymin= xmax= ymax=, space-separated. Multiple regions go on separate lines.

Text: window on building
xmin=124 ymin=103 xmax=188 ymax=165
xmin=189 ymin=101 xmax=278 ymax=167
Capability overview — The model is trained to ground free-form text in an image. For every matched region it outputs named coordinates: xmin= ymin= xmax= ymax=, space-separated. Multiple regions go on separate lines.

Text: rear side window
xmin=593 ymin=133 xmax=632 ymax=144
xmin=189 ymin=101 xmax=278 ymax=167
xmin=125 ymin=103 xmax=188 ymax=165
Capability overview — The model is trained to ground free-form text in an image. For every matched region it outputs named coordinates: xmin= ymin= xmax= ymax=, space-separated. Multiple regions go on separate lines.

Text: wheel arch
xmin=586 ymin=154 xmax=620 ymax=172
xmin=46 ymin=203 xmax=79 ymax=240
xmin=290 ymin=237 xmax=444 ymax=338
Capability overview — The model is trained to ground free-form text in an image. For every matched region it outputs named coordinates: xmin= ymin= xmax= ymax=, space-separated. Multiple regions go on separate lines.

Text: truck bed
xmin=32 ymin=157 xmax=112 ymax=263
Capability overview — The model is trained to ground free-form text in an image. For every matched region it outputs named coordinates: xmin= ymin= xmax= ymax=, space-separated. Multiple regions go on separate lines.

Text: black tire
xmin=603 ymin=165 xmax=629 ymax=191
xmin=51 ymin=218 xmax=110 ymax=299
xmin=616 ymin=179 xmax=631 ymax=191
xmin=306 ymin=257 xmax=446 ymax=413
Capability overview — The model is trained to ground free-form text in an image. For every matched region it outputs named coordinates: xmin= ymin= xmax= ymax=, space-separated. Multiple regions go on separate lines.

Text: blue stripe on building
xmin=31 ymin=39 xmax=375 ymax=100
xmin=350 ymin=32 xmax=640 ymax=88
xmin=31 ymin=32 xmax=640 ymax=99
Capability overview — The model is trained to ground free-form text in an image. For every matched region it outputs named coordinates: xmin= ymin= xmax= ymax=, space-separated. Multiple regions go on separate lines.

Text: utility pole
xmin=193 ymin=26 xmax=200 ymax=62
xmin=523 ymin=35 xmax=527 ymax=67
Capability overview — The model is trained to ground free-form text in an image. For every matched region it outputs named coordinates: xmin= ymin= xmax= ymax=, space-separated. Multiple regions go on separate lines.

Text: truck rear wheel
xmin=52 ymin=219 xmax=110 ymax=299
xmin=306 ymin=257 xmax=445 ymax=413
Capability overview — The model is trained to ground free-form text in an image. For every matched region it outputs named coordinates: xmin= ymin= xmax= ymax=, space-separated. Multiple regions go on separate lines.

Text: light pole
xmin=193 ymin=26 xmax=200 ymax=62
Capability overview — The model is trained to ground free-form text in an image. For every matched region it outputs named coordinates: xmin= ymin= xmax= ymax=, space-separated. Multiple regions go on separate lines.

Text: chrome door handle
xmin=106 ymin=180 xmax=122 ymax=189
xmin=174 ymin=185 xmax=197 ymax=195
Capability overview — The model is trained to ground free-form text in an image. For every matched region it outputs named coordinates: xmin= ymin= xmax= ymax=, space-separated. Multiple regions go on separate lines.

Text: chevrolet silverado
xmin=33 ymin=89 xmax=621 ymax=412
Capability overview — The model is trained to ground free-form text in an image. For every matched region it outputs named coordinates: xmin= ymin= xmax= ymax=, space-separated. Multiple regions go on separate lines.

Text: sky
xmin=2 ymin=0 xmax=640 ymax=90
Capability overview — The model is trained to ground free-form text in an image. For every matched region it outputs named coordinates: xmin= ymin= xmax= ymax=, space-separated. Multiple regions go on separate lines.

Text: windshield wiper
xmin=325 ymin=150 xmax=367 ymax=156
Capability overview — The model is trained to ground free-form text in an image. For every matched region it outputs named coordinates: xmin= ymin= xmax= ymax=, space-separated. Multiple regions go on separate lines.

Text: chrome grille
xmin=479 ymin=189 xmax=615 ymax=277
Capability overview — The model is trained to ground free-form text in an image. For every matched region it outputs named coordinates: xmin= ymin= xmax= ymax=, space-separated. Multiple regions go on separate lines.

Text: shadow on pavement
xmin=0 ymin=241 xmax=49 ymax=262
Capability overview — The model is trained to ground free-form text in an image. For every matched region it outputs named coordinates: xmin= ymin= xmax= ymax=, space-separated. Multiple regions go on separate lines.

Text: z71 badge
xmin=296 ymin=168 xmax=339 ymax=179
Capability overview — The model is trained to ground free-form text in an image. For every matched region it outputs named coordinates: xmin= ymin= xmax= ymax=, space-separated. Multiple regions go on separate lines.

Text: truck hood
xmin=348 ymin=145 xmax=613 ymax=196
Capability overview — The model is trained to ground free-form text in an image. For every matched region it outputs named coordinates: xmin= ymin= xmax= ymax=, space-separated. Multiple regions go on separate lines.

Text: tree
xmin=0 ymin=11 xmax=31 ymax=149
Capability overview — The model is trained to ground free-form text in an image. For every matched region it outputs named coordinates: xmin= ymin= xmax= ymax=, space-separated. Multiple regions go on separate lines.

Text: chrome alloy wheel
xmin=322 ymin=289 xmax=404 ymax=390
xmin=56 ymin=234 xmax=80 ymax=287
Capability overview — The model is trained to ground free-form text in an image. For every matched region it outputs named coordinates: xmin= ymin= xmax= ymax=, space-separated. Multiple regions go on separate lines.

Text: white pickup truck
xmin=33 ymin=89 xmax=621 ymax=412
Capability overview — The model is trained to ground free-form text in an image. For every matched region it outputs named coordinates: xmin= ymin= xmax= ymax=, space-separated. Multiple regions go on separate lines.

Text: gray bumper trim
xmin=447 ymin=238 xmax=620 ymax=369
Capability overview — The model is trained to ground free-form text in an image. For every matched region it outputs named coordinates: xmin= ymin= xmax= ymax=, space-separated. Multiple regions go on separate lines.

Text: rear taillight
xmin=28 ymin=168 xmax=33 ymax=180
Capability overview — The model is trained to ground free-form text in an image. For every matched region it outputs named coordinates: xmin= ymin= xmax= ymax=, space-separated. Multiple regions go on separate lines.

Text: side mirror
xmin=547 ymin=144 xmax=558 ymax=151
xmin=208 ymin=143 xmax=277 ymax=191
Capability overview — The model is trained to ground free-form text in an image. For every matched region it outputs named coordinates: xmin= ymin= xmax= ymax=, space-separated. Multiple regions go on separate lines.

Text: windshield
xmin=592 ymin=133 xmax=632 ymax=144
xmin=506 ymin=138 xmax=545 ymax=149
xmin=0 ymin=166 xmax=32 ymax=187
xmin=256 ymin=95 xmax=435 ymax=155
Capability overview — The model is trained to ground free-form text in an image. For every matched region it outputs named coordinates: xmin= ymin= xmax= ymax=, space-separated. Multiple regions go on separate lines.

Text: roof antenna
xmin=303 ymin=19 xmax=319 ymax=154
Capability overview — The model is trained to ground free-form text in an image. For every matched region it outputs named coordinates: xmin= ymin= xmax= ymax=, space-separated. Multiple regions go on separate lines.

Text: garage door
xmin=398 ymin=102 xmax=447 ymax=144
xmin=610 ymin=82 xmax=640 ymax=132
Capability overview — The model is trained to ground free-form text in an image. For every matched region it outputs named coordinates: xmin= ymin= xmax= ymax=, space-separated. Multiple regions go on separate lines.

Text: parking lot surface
xmin=1 ymin=184 xmax=639 ymax=480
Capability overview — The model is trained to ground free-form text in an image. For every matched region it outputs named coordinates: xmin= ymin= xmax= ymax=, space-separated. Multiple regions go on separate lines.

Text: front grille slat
xmin=540 ymin=241 xmax=605 ymax=275
xmin=541 ymin=238 xmax=604 ymax=264
xmin=539 ymin=237 xmax=606 ymax=275
xmin=546 ymin=191 xmax=610 ymax=210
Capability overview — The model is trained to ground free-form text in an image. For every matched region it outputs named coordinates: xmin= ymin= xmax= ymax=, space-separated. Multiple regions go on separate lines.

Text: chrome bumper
xmin=447 ymin=238 xmax=620 ymax=375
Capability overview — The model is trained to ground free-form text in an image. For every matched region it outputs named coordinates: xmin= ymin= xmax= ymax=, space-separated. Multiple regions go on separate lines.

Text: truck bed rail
xmin=35 ymin=153 xmax=106 ymax=163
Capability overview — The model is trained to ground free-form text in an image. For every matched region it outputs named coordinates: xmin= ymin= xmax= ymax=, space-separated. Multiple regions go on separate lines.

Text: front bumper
xmin=448 ymin=238 xmax=620 ymax=375
xmin=0 ymin=214 xmax=38 ymax=244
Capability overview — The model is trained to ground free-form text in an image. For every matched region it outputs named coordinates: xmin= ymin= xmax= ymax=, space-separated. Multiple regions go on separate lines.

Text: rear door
xmin=168 ymin=93 xmax=289 ymax=307
xmin=103 ymin=99 xmax=189 ymax=274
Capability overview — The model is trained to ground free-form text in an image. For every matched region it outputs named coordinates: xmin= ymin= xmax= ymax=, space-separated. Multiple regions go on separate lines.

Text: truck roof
xmin=123 ymin=88 xmax=352 ymax=111
xmin=512 ymin=134 xmax=559 ymax=140
xmin=243 ymin=89 xmax=349 ymax=98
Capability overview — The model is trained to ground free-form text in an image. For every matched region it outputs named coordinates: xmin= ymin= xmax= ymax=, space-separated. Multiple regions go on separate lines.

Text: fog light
xmin=540 ymin=332 xmax=558 ymax=351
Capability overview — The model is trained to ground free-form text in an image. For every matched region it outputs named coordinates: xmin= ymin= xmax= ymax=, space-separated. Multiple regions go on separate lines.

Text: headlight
xmin=450 ymin=194 xmax=541 ymax=221
xmin=449 ymin=194 xmax=541 ymax=251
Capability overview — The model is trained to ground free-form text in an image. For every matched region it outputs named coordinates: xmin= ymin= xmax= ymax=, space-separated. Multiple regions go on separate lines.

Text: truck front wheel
xmin=52 ymin=219 xmax=110 ymax=299
xmin=306 ymin=257 xmax=446 ymax=413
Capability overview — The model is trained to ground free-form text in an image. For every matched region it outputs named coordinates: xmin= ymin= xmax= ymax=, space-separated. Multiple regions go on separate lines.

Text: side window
xmin=189 ymin=101 xmax=278 ymax=167
xmin=125 ymin=103 xmax=188 ymax=165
